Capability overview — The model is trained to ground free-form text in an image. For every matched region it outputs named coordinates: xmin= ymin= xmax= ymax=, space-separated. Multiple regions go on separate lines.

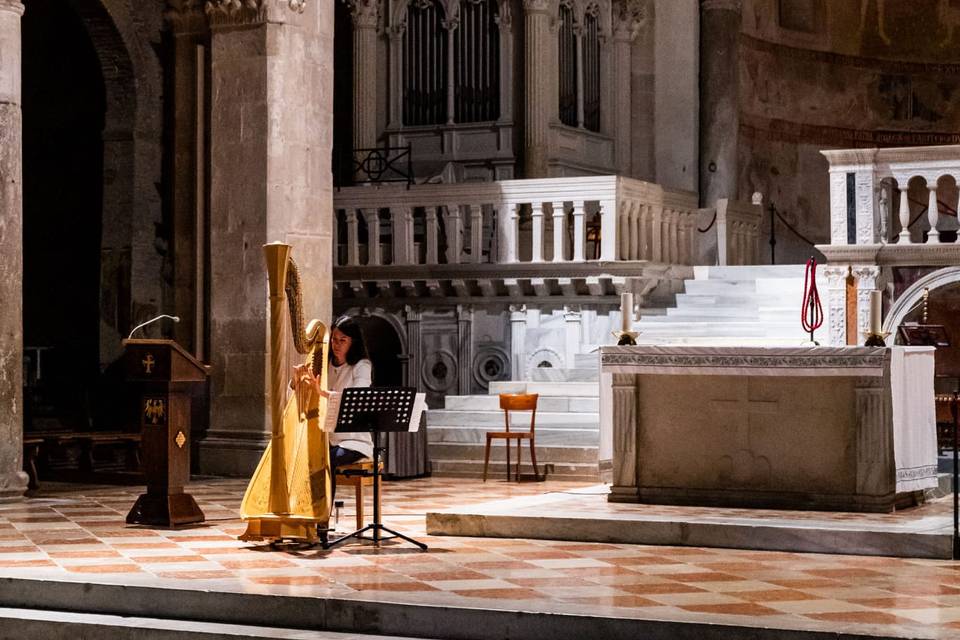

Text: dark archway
xmin=21 ymin=0 xmax=106 ymax=432
xmin=356 ymin=315 xmax=404 ymax=387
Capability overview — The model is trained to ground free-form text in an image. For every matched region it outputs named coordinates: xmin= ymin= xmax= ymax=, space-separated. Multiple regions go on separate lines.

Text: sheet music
xmin=409 ymin=393 xmax=427 ymax=433
xmin=323 ymin=391 xmax=341 ymax=433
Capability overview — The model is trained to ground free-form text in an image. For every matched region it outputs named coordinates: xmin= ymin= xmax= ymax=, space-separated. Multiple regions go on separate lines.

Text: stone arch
xmin=341 ymin=307 xmax=410 ymax=386
xmin=884 ymin=267 xmax=960 ymax=334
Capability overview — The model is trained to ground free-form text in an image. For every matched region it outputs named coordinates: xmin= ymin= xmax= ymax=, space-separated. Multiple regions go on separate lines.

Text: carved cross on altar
xmin=708 ymin=381 xmax=780 ymax=485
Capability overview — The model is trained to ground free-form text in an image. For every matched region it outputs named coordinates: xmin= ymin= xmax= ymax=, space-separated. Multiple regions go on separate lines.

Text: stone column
xmin=457 ymin=305 xmax=473 ymax=395
xmin=823 ymin=265 xmax=849 ymax=347
xmin=853 ymin=265 xmax=880 ymax=346
xmin=0 ymin=0 xmax=28 ymax=500
xmin=165 ymin=1 xmax=209 ymax=358
xmin=509 ymin=305 xmax=527 ymax=380
xmin=612 ymin=0 xmax=643 ymax=175
xmin=200 ymin=0 xmax=333 ymax=476
xmin=523 ymin=0 xmax=554 ymax=177
xmin=349 ymin=0 xmax=378 ymax=151
xmin=699 ymin=0 xmax=740 ymax=207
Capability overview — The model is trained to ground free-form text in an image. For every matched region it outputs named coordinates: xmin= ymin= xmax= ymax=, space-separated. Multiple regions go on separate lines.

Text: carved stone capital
xmin=852 ymin=264 xmax=881 ymax=290
xmin=0 ymin=0 xmax=24 ymax=16
xmin=822 ymin=265 xmax=850 ymax=288
xmin=495 ymin=0 xmax=512 ymax=32
xmin=612 ymin=0 xmax=646 ymax=41
xmin=347 ymin=0 xmax=379 ymax=29
xmin=523 ymin=0 xmax=553 ymax=15
xmin=165 ymin=0 xmax=208 ymax=33
xmin=204 ymin=0 xmax=305 ymax=27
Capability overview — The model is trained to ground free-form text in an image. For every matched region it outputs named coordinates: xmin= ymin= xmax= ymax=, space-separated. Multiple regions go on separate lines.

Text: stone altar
xmin=599 ymin=346 xmax=938 ymax=512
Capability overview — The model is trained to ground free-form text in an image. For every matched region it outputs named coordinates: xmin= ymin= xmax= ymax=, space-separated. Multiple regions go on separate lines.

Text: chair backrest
xmin=498 ymin=393 xmax=538 ymax=433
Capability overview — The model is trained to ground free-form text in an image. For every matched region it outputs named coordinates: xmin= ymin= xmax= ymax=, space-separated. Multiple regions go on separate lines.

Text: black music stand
xmin=322 ymin=387 xmax=428 ymax=551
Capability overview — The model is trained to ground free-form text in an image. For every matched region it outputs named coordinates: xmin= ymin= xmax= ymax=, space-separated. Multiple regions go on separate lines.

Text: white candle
xmin=869 ymin=290 xmax=882 ymax=334
xmin=621 ymin=293 xmax=633 ymax=332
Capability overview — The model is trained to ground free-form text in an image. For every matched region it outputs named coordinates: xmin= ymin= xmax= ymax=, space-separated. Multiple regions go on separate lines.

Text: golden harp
xmin=239 ymin=242 xmax=332 ymax=543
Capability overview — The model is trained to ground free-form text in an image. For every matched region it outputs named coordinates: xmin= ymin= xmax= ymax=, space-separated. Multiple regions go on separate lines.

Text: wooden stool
xmin=336 ymin=460 xmax=383 ymax=529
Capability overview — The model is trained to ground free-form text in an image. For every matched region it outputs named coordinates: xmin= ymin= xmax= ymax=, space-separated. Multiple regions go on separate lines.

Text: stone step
xmin=682 ymin=278 xmax=804 ymax=296
xmin=429 ymin=459 xmax=599 ymax=481
xmin=693 ymin=264 xmax=808 ymax=280
xmin=427 ymin=410 xmax=598 ymax=428
xmin=573 ymin=353 xmax=600 ymax=369
xmin=428 ymin=426 xmax=598 ymax=447
xmin=673 ymin=293 xmax=796 ymax=306
xmin=429 ymin=442 xmax=599 ymax=464
xmin=0 ymin=606 xmax=429 ymax=640
xmin=665 ymin=306 xmax=795 ymax=319
xmin=488 ymin=381 xmax=598 ymax=397
xmin=633 ymin=336 xmax=817 ymax=347
xmin=444 ymin=395 xmax=599 ymax=413
xmin=528 ymin=367 xmax=598 ymax=382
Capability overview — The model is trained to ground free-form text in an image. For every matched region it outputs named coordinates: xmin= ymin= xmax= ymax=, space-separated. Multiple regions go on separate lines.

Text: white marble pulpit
xmin=599 ymin=346 xmax=938 ymax=512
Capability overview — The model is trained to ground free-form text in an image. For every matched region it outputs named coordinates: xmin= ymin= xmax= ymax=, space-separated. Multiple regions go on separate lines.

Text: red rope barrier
xmin=801 ymin=257 xmax=824 ymax=338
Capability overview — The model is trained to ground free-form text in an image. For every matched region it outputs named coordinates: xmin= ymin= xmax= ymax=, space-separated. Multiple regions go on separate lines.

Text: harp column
xmin=0 ymin=0 xmax=28 ymax=500
xmin=200 ymin=0 xmax=334 ymax=476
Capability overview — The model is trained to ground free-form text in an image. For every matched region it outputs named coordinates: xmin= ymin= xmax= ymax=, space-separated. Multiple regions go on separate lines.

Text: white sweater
xmin=328 ymin=359 xmax=374 ymax=458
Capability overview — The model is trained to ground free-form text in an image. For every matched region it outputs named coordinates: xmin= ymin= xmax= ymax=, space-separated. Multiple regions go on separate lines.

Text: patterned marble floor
xmin=1 ymin=477 xmax=960 ymax=639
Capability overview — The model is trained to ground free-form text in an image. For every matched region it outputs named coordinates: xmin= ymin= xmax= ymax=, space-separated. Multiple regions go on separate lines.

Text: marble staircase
xmin=427 ymin=355 xmax=601 ymax=481
xmin=635 ymin=264 xmax=813 ymax=345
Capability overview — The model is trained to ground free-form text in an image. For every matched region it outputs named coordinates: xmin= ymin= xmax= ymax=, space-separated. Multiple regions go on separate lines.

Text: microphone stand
xmin=128 ymin=315 xmax=180 ymax=340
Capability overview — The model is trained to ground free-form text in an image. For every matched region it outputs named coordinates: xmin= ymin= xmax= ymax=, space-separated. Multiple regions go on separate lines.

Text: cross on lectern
xmin=142 ymin=354 xmax=155 ymax=374
xmin=708 ymin=383 xmax=779 ymax=453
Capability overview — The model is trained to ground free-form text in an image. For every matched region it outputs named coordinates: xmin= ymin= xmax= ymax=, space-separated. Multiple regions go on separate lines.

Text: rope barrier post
xmin=768 ymin=203 xmax=777 ymax=264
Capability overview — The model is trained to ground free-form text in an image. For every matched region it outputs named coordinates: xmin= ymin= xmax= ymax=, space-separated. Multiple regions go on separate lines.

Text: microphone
xmin=128 ymin=314 xmax=181 ymax=339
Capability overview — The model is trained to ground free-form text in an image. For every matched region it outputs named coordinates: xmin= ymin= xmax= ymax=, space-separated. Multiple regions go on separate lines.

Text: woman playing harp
xmin=238 ymin=243 xmax=333 ymax=544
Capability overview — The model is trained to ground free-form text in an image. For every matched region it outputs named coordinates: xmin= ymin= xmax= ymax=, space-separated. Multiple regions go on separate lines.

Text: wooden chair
xmin=483 ymin=393 xmax=540 ymax=482
xmin=335 ymin=460 xmax=383 ymax=529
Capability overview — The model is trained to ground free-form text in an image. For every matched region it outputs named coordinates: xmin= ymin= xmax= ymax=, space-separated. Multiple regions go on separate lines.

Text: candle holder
xmin=612 ymin=330 xmax=640 ymax=346
xmin=862 ymin=331 xmax=891 ymax=347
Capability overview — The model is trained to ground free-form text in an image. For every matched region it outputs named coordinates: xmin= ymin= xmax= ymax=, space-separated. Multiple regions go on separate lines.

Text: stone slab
xmin=426 ymin=489 xmax=954 ymax=560
xmin=0 ymin=576 xmax=927 ymax=640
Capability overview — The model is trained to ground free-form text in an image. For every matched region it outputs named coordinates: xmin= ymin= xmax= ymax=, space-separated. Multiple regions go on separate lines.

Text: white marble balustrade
xmin=715 ymin=198 xmax=761 ymax=266
xmin=822 ymin=145 xmax=960 ymax=249
xmin=333 ymin=176 xmax=699 ymax=267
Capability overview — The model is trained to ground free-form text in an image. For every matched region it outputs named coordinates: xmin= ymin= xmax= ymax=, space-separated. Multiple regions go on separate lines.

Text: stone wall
xmin=739 ymin=0 xmax=960 ymax=264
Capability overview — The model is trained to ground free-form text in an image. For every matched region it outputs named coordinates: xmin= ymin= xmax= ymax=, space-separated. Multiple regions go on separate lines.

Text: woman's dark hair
xmin=331 ymin=317 xmax=369 ymax=365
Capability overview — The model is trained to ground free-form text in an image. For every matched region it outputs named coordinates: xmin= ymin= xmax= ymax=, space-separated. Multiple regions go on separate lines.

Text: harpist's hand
xmin=291 ymin=364 xmax=330 ymax=398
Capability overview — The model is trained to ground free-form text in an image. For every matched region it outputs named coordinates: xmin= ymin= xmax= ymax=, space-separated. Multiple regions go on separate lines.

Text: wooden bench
xmin=336 ymin=460 xmax=383 ymax=530
xmin=24 ymin=431 xmax=142 ymax=488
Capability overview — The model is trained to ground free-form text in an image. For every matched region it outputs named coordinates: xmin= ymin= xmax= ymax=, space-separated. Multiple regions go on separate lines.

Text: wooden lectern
xmin=122 ymin=339 xmax=209 ymax=526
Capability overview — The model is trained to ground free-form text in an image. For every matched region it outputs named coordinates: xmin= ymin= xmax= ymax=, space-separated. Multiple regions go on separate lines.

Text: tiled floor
xmin=2 ymin=477 xmax=960 ymax=638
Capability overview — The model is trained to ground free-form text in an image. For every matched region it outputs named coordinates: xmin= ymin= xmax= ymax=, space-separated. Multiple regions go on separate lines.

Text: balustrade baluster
xmin=470 ymin=204 xmax=483 ymax=263
xmin=426 ymin=207 xmax=439 ymax=263
xmin=639 ymin=204 xmax=649 ymax=260
xmin=599 ymin=199 xmax=616 ymax=261
xmin=626 ymin=201 xmax=638 ymax=260
xmin=650 ymin=205 xmax=662 ymax=262
xmin=531 ymin=202 xmax=545 ymax=262
xmin=446 ymin=204 xmax=463 ymax=263
xmin=927 ymin=185 xmax=939 ymax=243
xmin=572 ymin=201 xmax=586 ymax=262
xmin=552 ymin=201 xmax=566 ymax=262
xmin=668 ymin=208 xmax=679 ymax=263
xmin=346 ymin=209 xmax=360 ymax=266
xmin=363 ymin=209 xmax=381 ymax=266
xmin=898 ymin=186 xmax=912 ymax=244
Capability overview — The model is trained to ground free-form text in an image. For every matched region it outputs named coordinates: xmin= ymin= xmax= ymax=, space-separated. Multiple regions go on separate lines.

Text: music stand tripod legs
xmin=322 ymin=433 xmax=428 ymax=551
